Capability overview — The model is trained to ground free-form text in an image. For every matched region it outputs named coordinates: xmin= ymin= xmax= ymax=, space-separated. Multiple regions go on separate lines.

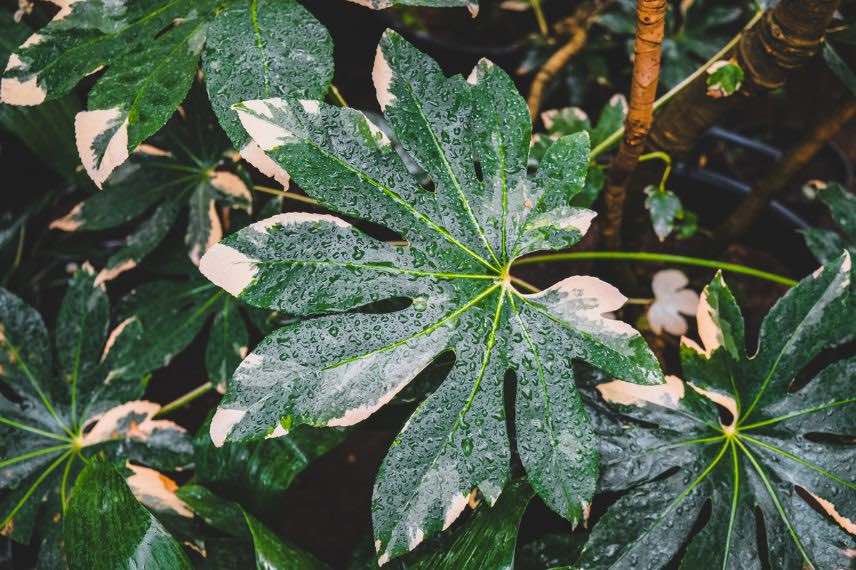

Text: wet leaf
xmin=0 ymin=265 xmax=192 ymax=552
xmin=50 ymin=91 xmax=253 ymax=278
xmin=531 ymin=95 xmax=627 ymax=208
xmin=705 ymin=60 xmax=744 ymax=98
xmin=203 ymin=0 xmax=333 ymax=187
xmin=202 ymin=30 xmax=661 ymax=562
xmin=64 ymin=461 xmax=192 ymax=570
xmin=644 ymin=186 xmax=683 ymax=242
xmin=0 ymin=10 xmax=80 ymax=180
xmin=1 ymin=0 xmax=333 ymax=186
xmin=801 ymin=181 xmax=855 ymax=264
xmin=580 ymin=254 xmax=855 ymax=568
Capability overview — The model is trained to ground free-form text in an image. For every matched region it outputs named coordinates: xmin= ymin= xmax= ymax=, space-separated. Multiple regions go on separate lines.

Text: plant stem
xmin=712 ymin=98 xmax=856 ymax=245
xmin=527 ymin=2 xmax=599 ymax=119
xmin=155 ymin=383 xmax=214 ymax=418
xmin=638 ymin=151 xmax=672 ymax=191
xmin=589 ymin=9 xmax=764 ymax=161
xmin=329 ymin=84 xmax=348 ymax=107
xmin=253 ymin=185 xmax=319 ymax=205
xmin=602 ymin=0 xmax=667 ymax=249
xmin=512 ymin=251 xmax=797 ymax=286
xmin=648 ymin=0 xmax=838 ymax=155
xmin=509 ymin=275 xmax=540 ymax=293
xmin=530 ymin=0 xmax=550 ymax=37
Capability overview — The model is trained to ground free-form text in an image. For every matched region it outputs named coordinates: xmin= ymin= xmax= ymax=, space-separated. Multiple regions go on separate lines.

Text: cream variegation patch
xmin=82 ymin=400 xmax=186 ymax=447
xmin=49 ymin=203 xmax=83 ymax=231
xmin=75 ymin=107 xmax=130 ymax=188
xmin=235 ymin=99 xmax=293 ymax=151
xmin=189 ymin=201 xmax=223 ymax=266
xmin=209 ymin=170 xmax=252 ymax=211
xmin=647 ymin=269 xmax=699 ymax=336
xmin=126 ymin=463 xmax=193 ymax=518
xmin=100 ymin=316 xmax=137 ymax=362
xmin=596 ymin=375 xmax=685 ymax=409
xmin=95 ymin=259 xmax=137 ymax=285
xmin=372 ymin=46 xmax=395 ymax=111
xmin=527 ymin=275 xmax=633 ymax=337
xmin=240 ymin=141 xmax=290 ymax=188
xmin=209 ymin=408 xmax=246 ymax=447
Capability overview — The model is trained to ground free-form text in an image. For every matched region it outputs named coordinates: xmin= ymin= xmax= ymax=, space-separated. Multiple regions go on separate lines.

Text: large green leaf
xmin=64 ymin=461 xmax=192 ymax=570
xmin=0 ymin=265 xmax=192 ymax=552
xmin=1 ymin=0 xmax=333 ymax=187
xmin=200 ymin=30 xmax=661 ymax=562
xmin=802 ymin=181 xmax=855 ymax=264
xmin=202 ymin=0 xmax=332 ymax=187
xmin=579 ymin=254 xmax=854 ymax=569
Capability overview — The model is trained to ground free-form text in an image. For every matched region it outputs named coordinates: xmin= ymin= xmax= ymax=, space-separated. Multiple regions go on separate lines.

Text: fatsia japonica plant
xmin=0 ymin=265 xmax=193 ymax=559
xmin=198 ymin=29 xmax=662 ymax=563
xmin=1 ymin=0 xmax=333 ymax=188
xmin=580 ymin=254 xmax=855 ymax=568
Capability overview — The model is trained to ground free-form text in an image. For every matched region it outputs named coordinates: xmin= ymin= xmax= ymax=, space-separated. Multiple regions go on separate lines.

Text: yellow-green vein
xmin=734 ymin=438 xmax=814 ymax=568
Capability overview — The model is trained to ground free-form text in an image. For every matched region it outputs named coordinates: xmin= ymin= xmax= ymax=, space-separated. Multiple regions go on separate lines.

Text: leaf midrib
xmin=398 ymin=79 xmax=501 ymax=268
xmin=253 ymin=257 xmax=494 ymax=281
xmin=298 ymin=137 xmax=498 ymax=272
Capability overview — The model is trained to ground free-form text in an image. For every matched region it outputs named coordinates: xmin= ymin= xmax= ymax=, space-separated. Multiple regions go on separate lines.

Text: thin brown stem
xmin=712 ymin=99 xmax=856 ymax=245
xmin=526 ymin=2 xmax=599 ymax=120
xmin=602 ymin=0 xmax=667 ymax=249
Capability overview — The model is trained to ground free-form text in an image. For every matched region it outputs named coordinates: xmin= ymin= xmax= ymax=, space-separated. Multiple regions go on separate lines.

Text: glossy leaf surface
xmin=201 ymin=30 xmax=661 ymax=562
xmin=64 ymin=461 xmax=192 ymax=570
xmin=1 ymin=0 xmax=333 ymax=186
xmin=0 ymin=265 xmax=192 ymax=552
xmin=580 ymin=255 xmax=855 ymax=569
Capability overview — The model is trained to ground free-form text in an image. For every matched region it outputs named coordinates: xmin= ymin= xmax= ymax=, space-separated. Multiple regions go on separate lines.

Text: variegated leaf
xmin=201 ymin=30 xmax=662 ymax=563
xmin=51 ymin=94 xmax=254 ymax=275
xmin=581 ymin=255 xmax=855 ymax=569
xmin=2 ymin=0 xmax=333 ymax=188
xmin=202 ymin=0 xmax=332 ymax=188
xmin=64 ymin=461 xmax=192 ymax=570
xmin=0 ymin=266 xmax=192 ymax=551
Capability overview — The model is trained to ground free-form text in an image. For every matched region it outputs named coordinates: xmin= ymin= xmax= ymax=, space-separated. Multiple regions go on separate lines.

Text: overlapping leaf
xmin=579 ymin=254 xmax=854 ymax=568
xmin=64 ymin=461 xmax=192 ymax=570
xmin=50 ymin=94 xmax=254 ymax=279
xmin=199 ymin=30 xmax=661 ymax=562
xmin=352 ymin=478 xmax=533 ymax=568
xmin=531 ymin=95 xmax=627 ymax=208
xmin=802 ymin=181 xmax=855 ymax=264
xmin=0 ymin=265 xmax=192 ymax=557
xmin=1 ymin=0 xmax=332 ymax=186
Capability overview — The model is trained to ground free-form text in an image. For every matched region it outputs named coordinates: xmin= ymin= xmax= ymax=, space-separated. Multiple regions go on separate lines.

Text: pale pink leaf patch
xmin=125 ymin=463 xmax=193 ymax=518
xmin=74 ymin=107 xmax=130 ymax=188
xmin=647 ymin=269 xmax=700 ymax=336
